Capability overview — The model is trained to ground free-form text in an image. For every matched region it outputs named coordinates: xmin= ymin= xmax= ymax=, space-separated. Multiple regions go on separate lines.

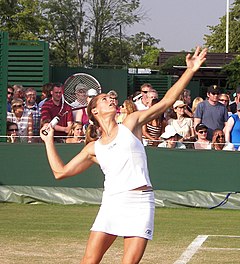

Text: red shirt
xmin=41 ymin=99 xmax=73 ymax=137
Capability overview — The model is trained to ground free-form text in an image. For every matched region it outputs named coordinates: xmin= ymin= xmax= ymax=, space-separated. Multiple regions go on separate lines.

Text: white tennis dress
xmin=91 ymin=124 xmax=155 ymax=240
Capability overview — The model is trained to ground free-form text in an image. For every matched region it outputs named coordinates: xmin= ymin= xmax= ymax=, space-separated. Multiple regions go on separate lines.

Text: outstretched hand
xmin=186 ymin=46 xmax=207 ymax=73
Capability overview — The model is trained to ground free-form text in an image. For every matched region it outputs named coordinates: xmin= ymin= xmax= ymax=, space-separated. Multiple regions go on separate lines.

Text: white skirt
xmin=91 ymin=190 xmax=155 ymax=240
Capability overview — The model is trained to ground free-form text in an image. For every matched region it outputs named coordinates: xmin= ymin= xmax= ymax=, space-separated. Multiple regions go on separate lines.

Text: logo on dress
xmin=145 ymin=229 xmax=152 ymax=236
xmin=108 ymin=142 xmax=117 ymax=150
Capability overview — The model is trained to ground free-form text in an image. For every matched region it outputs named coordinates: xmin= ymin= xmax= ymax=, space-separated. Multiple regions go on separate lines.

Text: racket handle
xmin=42 ymin=116 xmax=60 ymax=135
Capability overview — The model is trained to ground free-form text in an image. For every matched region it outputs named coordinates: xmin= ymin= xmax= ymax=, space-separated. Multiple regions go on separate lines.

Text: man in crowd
xmin=41 ymin=83 xmax=73 ymax=142
xmin=194 ymin=85 xmax=228 ymax=140
xmin=135 ymin=83 xmax=153 ymax=110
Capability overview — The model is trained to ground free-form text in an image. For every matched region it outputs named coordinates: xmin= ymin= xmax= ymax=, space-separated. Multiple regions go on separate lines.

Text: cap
xmin=207 ymin=85 xmax=220 ymax=94
xmin=237 ymin=102 xmax=240 ymax=111
xmin=87 ymin=88 xmax=98 ymax=97
xmin=173 ymin=100 xmax=186 ymax=109
xmin=195 ymin=123 xmax=208 ymax=132
xmin=160 ymin=125 xmax=182 ymax=139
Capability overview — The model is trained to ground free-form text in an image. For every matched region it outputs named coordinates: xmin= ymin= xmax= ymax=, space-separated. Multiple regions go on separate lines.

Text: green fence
xmin=0 ymin=32 xmax=8 ymax=140
xmin=0 ymin=143 xmax=239 ymax=192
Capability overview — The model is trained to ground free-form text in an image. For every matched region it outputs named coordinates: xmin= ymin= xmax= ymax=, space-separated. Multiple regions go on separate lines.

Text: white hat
xmin=87 ymin=88 xmax=98 ymax=97
xmin=173 ymin=100 xmax=186 ymax=109
xmin=160 ymin=125 xmax=182 ymax=139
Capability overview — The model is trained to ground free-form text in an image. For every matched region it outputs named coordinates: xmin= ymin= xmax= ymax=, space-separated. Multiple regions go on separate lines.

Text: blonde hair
xmin=192 ymin=97 xmax=203 ymax=114
xmin=123 ymin=99 xmax=137 ymax=114
xmin=67 ymin=122 xmax=83 ymax=137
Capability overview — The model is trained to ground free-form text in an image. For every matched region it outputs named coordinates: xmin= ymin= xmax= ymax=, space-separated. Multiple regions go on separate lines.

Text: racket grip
xmin=42 ymin=116 xmax=60 ymax=135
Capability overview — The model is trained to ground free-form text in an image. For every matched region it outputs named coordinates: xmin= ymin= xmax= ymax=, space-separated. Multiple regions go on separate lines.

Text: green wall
xmin=0 ymin=144 xmax=239 ymax=192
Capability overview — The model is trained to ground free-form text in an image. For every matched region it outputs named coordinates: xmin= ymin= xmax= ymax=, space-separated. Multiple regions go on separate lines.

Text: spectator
xmin=75 ymin=88 xmax=98 ymax=131
xmin=117 ymin=99 xmax=137 ymax=124
xmin=146 ymin=90 xmax=158 ymax=107
xmin=191 ymin=97 xmax=203 ymax=115
xmin=7 ymin=85 xmax=14 ymax=112
xmin=211 ymin=129 xmax=235 ymax=151
xmin=71 ymin=84 xmax=88 ymax=121
xmin=225 ymin=102 xmax=240 ymax=150
xmin=41 ymin=83 xmax=73 ymax=142
xmin=38 ymin=83 xmax=54 ymax=110
xmin=142 ymin=98 xmax=166 ymax=146
xmin=218 ymin=93 xmax=232 ymax=116
xmin=168 ymin=100 xmax=195 ymax=141
xmin=229 ymin=86 xmax=240 ymax=114
xmin=107 ymin=90 xmax=119 ymax=113
xmin=7 ymin=98 xmax=33 ymax=143
xmin=135 ymin=83 xmax=153 ymax=110
xmin=13 ymin=84 xmax=24 ymax=100
xmin=194 ymin=123 xmax=211 ymax=150
xmin=179 ymin=89 xmax=193 ymax=118
xmin=194 ymin=85 xmax=228 ymax=140
xmin=24 ymin=87 xmax=41 ymax=140
xmin=158 ymin=125 xmax=186 ymax=149
xmin=66 ymin=122 xmax=84 ymax=143
xmin=6 ymin=121 xmax=19 ymax=143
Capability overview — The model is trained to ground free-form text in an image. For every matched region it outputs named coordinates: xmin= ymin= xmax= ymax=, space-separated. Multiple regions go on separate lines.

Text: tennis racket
xmin=63 ymin=73 xmax=102 ymax=108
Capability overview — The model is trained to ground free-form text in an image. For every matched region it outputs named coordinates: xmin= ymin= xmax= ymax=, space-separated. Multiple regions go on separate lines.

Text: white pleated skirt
xmin=91 ymin=190 xmax=155 ymax=240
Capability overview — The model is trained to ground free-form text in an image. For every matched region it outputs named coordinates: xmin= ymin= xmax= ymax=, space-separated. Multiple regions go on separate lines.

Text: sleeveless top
xmin=94 ymin=124 xmax=152 ymax=194
xmin=230 ymin=114 xmax=240 ymax=149
xmin=145 ymin=123 xmax=162 ymax=146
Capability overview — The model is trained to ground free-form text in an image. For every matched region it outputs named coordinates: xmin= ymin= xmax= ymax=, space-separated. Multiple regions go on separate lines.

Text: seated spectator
xmin=142 ymin=98 xmax=166 ymax=147
xmin=218 ymin=93 xmax=232 ymax=116
xmin=211 ymin=129 xmax=235 ymax=151
xmin=225 ymin=102 xmax=240 ymax=150
xmin=167 ymin=100 xmax=195 ymax=141
xmin=158 ymin=125 xmax=186 ymax=149
xmin=117 ymin=99 xmax=137 ymax=124
xmin=179 ymin=89 xmax=193 ymax=118
xmin=191 ymin=97 xmax=203 ymax=115
xmin=66 ymin=122 xmax=84 ymax=143
xmin=6 ymin=121 xmax=19 ymax=143
xmin=13 ymin=84 xmax=25 ymax=100
xmin=7 ymin=85 xmax=14 ymax=112
xmin=107 ymin=90 xmax=120 ymax=114
xmin=146 ymin=89 xmax=158 ymax=107
xmin=7 ymin=98 xmax=33 ymax=143
xmin=38 ymin=83 xmax=54 ymax=110
xmin=194 ymin=123 xmax=211 ymax=150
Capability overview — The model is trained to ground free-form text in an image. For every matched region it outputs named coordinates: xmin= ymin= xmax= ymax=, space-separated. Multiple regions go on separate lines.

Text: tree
xmin=204 ymin=0 xmax=240 ymax=53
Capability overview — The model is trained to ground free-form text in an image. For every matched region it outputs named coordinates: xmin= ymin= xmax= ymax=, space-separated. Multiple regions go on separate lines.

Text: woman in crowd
xmin=167 ymin=100 xmax=195 ymax=141
xmin=211 ymin=129 xmax=235 ymax=151
xmin=142 ymin=98 xmax=166 ymax=146
xmin=40 ymin=47 xmax=207 ymax=263
xmin=158 ymin=125 xmax=186 ymax=149
xmin=6 ymin=121 xmax=19 ymax=143
xmin=191 ymin=97 xmax=203 ymax=115
xmin=65 ymin=122 xmax=85 ymax=143
xmin=117 ymin=99 xmax=137 ymax=124
xmin=218 ymin=93 xmax=232 ymax=116
xmin=224 ymin=102 xmax=240 ymax=150
xmin=7 ymin=98 xmax=33 ymax=143
xmin=194 ymin=123 xmax=211 ymax=150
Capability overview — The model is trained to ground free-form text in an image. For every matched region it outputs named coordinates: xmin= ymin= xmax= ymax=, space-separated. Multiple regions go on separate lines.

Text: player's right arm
xmin=41 ymin=125 xmax=96 ymax=180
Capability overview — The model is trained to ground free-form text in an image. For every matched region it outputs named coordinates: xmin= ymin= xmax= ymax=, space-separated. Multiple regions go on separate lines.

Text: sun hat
xmin=87 ymin=88 xmax=98 ymax=97
xmin=160 ymin=125 xmax=182 ymax=139
xmin=173 ymin=100 xmax=186 ymax=109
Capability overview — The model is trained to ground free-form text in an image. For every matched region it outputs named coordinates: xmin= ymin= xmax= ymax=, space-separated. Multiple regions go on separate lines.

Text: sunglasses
xmin=13 ymin=104 xmax=23 ymax=108
xmin=177 ymin=106 xmax=186 ymax=109
xmin=198 ymin=130 xmax=207 ymax=134
xmin=141 ymin=91 xmax=148 ymax=94
xmin=211 ymin=92 xmax=220 ymax=95
xmin=219 ymin=99 xmax=229 ymax=102
xmin=8 ymin=91 xmax=14 ymax=95
xmin=217 ymin=135 xmax=225 ymax=139
xmin=8 ymin=128 xmax=19 ymax=132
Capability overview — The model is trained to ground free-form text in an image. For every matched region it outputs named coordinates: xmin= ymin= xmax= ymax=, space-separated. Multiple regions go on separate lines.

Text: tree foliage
xmin=204 ymin=0 xmax=240 ymax=53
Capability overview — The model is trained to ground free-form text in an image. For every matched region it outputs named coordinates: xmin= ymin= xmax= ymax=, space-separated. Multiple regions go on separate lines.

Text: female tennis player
xmin=41 ymin=46 xmax=207 ymax=264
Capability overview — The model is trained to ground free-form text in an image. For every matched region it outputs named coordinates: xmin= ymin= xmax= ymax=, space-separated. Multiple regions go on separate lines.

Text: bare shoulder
xmin=82 ymin=141 xmax=98 ymax=163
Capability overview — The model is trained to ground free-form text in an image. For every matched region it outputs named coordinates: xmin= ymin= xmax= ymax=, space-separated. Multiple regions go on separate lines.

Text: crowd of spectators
xmin=5 ymin=82 xmax=240 ymax=151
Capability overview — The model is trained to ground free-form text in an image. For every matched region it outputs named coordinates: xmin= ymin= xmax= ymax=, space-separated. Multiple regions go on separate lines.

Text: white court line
xmin=173 ymin=235 xmax=208 ymax=264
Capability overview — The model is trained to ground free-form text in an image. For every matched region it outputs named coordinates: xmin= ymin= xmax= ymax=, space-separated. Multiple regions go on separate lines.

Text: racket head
xmin=63 ymin=73 xmax=101 ymax=108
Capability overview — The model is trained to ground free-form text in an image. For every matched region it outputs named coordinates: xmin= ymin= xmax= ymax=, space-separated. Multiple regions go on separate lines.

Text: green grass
xmin=1 ymin=204 xmax=240 ymax=263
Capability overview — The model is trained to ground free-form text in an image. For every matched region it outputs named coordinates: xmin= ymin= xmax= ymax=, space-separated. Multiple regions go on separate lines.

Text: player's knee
xmin=81 ymin=253 xmax=102 ymax=264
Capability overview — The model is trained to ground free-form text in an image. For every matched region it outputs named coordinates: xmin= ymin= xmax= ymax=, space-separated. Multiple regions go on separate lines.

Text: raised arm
xmin=40 ymin=125 xmax=96 ymax=180
xmin=125 ymin=47 xmax=207 ymax=131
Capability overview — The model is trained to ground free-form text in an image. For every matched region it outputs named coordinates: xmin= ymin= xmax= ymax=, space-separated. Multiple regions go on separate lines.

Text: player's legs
xmin=121 ymin=236 xmax=148 ymax=264
xmin=80 ymin=231 xmax=117 ymax=264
